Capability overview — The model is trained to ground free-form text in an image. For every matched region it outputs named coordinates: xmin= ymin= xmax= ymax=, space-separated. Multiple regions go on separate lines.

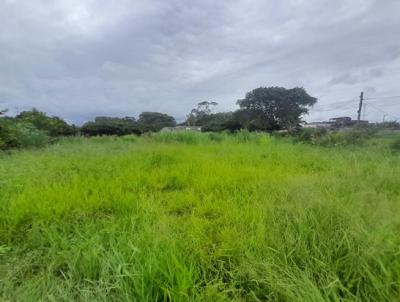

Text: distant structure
xmin=303 ymin=116 xmax=368 ymax=129
xmin=160 ymin=126 xmax=202 ymax=132
xmin=330 ymin=116 xmax=353 ymax=126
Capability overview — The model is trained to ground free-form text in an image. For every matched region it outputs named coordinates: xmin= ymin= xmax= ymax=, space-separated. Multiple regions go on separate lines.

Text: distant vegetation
xmin=81 ymin=116 xmax=141 ymax=136
xmin=0 ymin=108 xmax=68 ymax=150
xmin=1 ymin=86 xmax=400 ymax=152
xmin=0 ymin=86 xmax=317 ymax=150
xmin=80 ymin=112 xmax=176 ymax=136
xmin=16 ymin=108 xmax=76 ymax=137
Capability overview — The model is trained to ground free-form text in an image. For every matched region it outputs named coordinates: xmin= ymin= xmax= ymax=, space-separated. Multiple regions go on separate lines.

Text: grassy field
xmin=1 ymin=132 xmax=399 ymax=301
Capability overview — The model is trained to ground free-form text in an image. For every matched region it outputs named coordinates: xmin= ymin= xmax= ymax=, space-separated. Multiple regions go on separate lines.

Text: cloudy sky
xmin=1 ymin=0 xmax=400 ymax=124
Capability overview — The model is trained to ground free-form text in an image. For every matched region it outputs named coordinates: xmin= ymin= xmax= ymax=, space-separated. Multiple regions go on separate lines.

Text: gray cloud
xmin=328 ymin=67 xmax=385 ymax=86
xmin=1 ymin=0 xmax=400 ymax=124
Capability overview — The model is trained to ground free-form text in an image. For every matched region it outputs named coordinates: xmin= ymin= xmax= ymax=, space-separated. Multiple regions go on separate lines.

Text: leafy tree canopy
xmin=186 ymin=101 xmax=218 ymax=126
xmin=81 ymin=116 xmax=140 ymax=136
xmin=236 ymin=87 xmax=317 ymax=131
xmin=16 ymin=108 xmax=75 ymax=136
xmin=199 ymin=112 xmax=241 ymax=132
xmin=138 ymin=112 xmax=176 ymax=132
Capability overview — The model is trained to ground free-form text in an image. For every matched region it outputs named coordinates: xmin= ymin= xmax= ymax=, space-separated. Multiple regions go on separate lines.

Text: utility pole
xmin=357 ymin=91 xmax=364 ymax=122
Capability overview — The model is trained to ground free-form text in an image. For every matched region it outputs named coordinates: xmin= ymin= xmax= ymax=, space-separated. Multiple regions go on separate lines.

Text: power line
xmin=311 ymin=92 xmax=400 ymax=122
xmin=364 ymin=95 xmax=400 ymax=100
xmin=366 ymin=103 xmax=400 ymax=121
xmin=312 ymin=106 xmax=354 ymax=113
xmin=366 ymin=103 xmax=385 ymax=113
xmin=313 ymin=98 xmax=358 ymax=109
xmin=321 ymin=98 xmax=358 ymax=105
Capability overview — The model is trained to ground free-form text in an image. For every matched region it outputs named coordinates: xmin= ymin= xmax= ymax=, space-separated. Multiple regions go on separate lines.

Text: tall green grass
xmin=0 ymin=132 xmax=399 ymax=301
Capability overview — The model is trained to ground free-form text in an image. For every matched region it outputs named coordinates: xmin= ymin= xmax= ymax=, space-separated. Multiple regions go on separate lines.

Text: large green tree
xmin=137 ymin=112 xmax=176 ymax=132
xmin=186 ymin=101 xmax=218 ymax=126
xmin=236 ymin=87 xmax=317 ymax=131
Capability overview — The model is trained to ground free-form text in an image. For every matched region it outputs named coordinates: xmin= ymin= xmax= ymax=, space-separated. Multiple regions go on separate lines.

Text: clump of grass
xmin=294 ymin=128 xmax=379 ymax=147
xmin=207 ymin=132 xmax=226 ymax=142
xmin=390 ymin=136 xmax=400 ymax=151
xmin=143 ymin=131 xmax=207 ymax=144
xmin=232 ymin=129 xmax=267 ymax=144
xmin=0 ymin=133 xmax=399 ymax=301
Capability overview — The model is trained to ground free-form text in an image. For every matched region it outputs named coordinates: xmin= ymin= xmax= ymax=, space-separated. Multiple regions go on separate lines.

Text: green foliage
xmin=81 ymin=117 xmax=141 ymax=136
xmin=236 ymin=87 xmax=317 ymax=131
xmin=186 ymin=101 xmax=218 ymax=126
xmin=0 ymin=117 xmax=50 ymax=150
xmin=232 ymin=129 xmax=269 ymax=144
xmin=294 ymin=128 xmax=328 ymax=145
xmin=144 ymin=130 xmax=269 ymax=145
xmin=207 ymin=132 xmax=225 ymax=142
xmin=14 ymin=123 xmax=51 ymax=148
xmin=0 ymin=108 xmax=75 ymax=150
xmin=138 ymin=112 xmax=176 ymax=132
xmin=16 ymin=108 xmax=76 ymax=136
xmin=200 ymin=112 xmax=241 ymax=132
xmin=1 ymin=134 xmax=399 ymax=300
xmin=144 ymin=131 xmax=207 ymax=144
xmin=294 ymin=128 xmax=378 ymax=147
xmin=184 ymin=103 xmax=242 ymax=133
xmin=0 ymin=117 xmax=19 ymax=149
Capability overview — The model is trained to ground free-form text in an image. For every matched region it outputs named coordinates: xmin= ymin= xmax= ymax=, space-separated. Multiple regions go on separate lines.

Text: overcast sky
xmin=1 ymin=0 xmax=400 ymax=124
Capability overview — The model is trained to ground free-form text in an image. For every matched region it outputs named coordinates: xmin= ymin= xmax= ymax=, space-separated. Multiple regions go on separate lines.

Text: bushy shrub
xmin=0 ymin=118 xmax=50 ymax=150
xmin=233 ymin=130 xmax=268 ymax=144
xmin=327 ymin=129 xmax=374 ymax=146
xmin=0 ymin=118 xmax=20 ymax=149
xmin=16 ymin=123 xmax=51 ymax=148
xmin=294 ymin=128 xmax=375 ymax=147
xmin=293 ymin=128 xmax=328 ymax=145
xmin=16 ymin=108 xmax=76 ymax=136
xmin=207 ymin=132 xmax=225 ymax=142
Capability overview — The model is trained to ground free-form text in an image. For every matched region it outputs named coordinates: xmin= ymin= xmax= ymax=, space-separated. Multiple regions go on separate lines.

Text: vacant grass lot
xmin=1 ymin=132 xmax=399 ymax=301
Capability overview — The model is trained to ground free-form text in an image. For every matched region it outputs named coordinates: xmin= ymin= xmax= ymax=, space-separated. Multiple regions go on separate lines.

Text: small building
xmin=329 ymin=117 xmax=352 ymax=126
xmin=160 ymin=126 xmax=202 ymax=132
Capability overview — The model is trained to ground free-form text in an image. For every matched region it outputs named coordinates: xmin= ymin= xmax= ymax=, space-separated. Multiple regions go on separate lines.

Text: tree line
xmin=1 ymin=86 xmax=320 ymax=150
xmin=2 ymin=86 xmax=400 ymax=151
